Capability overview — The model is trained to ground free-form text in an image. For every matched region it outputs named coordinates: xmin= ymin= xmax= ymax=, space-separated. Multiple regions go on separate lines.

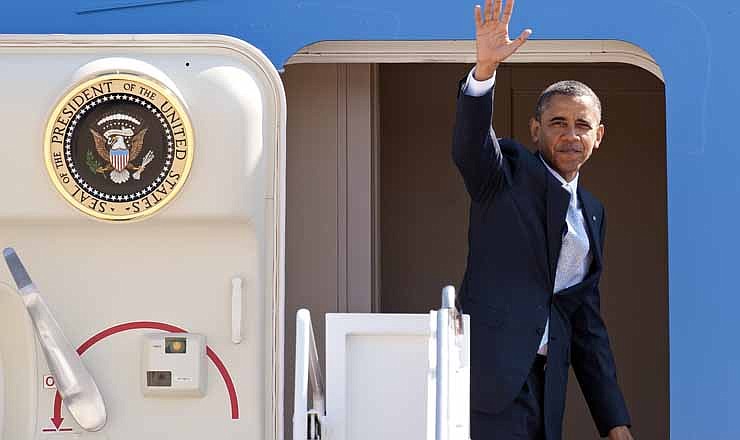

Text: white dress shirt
xmin=462 ymin=67 xmax=593 ymax=356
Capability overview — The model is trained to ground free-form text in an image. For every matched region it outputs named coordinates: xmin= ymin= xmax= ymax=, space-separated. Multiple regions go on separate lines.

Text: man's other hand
xmin=607 ymin=425 xmax=634 ymax=440
xmin=474 ymin=0 xmax=532 ymax=80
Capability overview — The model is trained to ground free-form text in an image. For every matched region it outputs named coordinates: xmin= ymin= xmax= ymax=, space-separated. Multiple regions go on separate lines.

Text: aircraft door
xmin=0 ymin=35 xmax=285 ymax=439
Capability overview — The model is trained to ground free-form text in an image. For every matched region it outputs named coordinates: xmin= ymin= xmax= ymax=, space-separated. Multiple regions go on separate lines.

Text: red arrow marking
xmin=51 ymin=321 xmax=239 ymax=430
xmin=52 ymin=392 xmax=63 ymax=429
xmin=51 ymin=413 xmax=64 ymax=430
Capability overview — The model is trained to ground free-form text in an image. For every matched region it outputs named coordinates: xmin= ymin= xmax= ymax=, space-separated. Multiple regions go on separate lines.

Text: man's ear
xmin=594 ymin=123 xmax=605 ymax=150
xmin=529 ymin=117 xmax=540 ymax=144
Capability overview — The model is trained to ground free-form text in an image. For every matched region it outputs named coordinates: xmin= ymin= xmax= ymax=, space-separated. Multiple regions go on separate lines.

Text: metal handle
xmin=231 ymin=277 xmax=243 ymax=344
xmin=3 ymin=248 xmax=107 ymax=431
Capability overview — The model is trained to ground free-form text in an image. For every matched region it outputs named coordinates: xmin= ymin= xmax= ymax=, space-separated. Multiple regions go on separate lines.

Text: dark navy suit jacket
xmin=452 ymin=85 xmax=630 ymax=439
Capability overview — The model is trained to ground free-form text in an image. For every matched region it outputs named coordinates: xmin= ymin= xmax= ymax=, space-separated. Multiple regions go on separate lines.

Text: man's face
xmin=529 ymin=94 xmax=604 ymax=182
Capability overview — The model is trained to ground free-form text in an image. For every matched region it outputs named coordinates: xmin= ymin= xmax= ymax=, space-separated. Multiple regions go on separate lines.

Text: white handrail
xmin=294 ymin=309 xmax=325 ymax=440
xmin=435 ymin=286 xmax=469 ymax=440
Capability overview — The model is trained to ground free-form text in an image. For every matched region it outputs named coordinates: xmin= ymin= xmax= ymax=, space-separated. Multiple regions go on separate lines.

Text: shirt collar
xmin=538 ymin=154 xmax=579 ymax=201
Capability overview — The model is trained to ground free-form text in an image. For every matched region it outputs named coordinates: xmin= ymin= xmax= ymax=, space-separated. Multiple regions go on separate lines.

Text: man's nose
xmin=563 ymin=126 xmax=579 ymax=141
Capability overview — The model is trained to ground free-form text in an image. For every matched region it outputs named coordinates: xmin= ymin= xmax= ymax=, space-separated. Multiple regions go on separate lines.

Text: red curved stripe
xmin=206 ymin=347 xmax=239 ymax=419
xmin=53 ymin=321 xmax=239 ymax=423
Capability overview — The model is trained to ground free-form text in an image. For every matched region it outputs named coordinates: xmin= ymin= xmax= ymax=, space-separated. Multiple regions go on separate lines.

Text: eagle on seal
xmin=89 ymin=126 xmax=152 ymax=184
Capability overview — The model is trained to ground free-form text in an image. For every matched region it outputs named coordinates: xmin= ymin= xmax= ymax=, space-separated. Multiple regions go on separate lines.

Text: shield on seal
xmin=110 ymin=149 xmax=129 ymax=172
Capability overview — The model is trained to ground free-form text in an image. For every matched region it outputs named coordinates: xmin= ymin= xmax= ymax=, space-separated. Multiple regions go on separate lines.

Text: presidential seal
xmin=44 ymin=74 xmax=194 ymax=221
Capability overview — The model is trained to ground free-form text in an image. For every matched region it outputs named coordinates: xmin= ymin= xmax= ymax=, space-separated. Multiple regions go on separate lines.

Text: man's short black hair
xmin=534 ymin=80 xmax=602 ymax=122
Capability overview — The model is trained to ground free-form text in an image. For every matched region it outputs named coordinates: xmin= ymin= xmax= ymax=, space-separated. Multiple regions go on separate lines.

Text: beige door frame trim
xmin=286 ymin=40 xmax=664 ymax=82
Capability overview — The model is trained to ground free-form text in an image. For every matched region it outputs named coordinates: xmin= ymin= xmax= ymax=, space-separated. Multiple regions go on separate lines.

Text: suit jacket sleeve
xmin=451 ymin=80 xmax=507 ymax=201
xmin=571 ymin=210 xmax=632 ymax=437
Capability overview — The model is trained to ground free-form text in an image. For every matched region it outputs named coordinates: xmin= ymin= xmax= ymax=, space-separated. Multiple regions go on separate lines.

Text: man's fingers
xmin=492 ymin=0 xmax=501 ymax=22
xmin=511 ymin=28 xmax=532 ymax=50
xmin=483 ymin=0 xmax=493 ymax=22
xmin=502 ymin=0 xmax=514 ymax=24
xmin=474 ymin=5 xmax=483 ymax=28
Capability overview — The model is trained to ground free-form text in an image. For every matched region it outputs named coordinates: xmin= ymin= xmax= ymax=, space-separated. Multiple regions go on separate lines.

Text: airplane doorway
xmin=283 ymin=43 xmax=668 ymax=440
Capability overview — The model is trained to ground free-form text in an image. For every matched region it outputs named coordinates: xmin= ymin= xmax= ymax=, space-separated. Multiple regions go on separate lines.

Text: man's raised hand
xmin=474 ymin=0 xmax=532 ymax=80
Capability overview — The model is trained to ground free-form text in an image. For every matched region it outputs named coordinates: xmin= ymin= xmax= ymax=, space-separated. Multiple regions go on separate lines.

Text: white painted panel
xmin=326 ymin=313 xmax=432 ymax=440
xmin=0 ymin=283 xmax=37 ymax=440
xmin=346 ymin=333 xmax=429 ymax=440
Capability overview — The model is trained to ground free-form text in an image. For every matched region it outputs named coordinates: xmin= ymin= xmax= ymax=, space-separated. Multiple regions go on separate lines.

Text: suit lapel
xmin=577 ymin=187 xmax=603 ymax=269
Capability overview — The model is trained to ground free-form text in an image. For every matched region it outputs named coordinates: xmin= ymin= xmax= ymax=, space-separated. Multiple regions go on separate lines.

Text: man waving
xmin=453 ymin=0 xmax=634 ymax=438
